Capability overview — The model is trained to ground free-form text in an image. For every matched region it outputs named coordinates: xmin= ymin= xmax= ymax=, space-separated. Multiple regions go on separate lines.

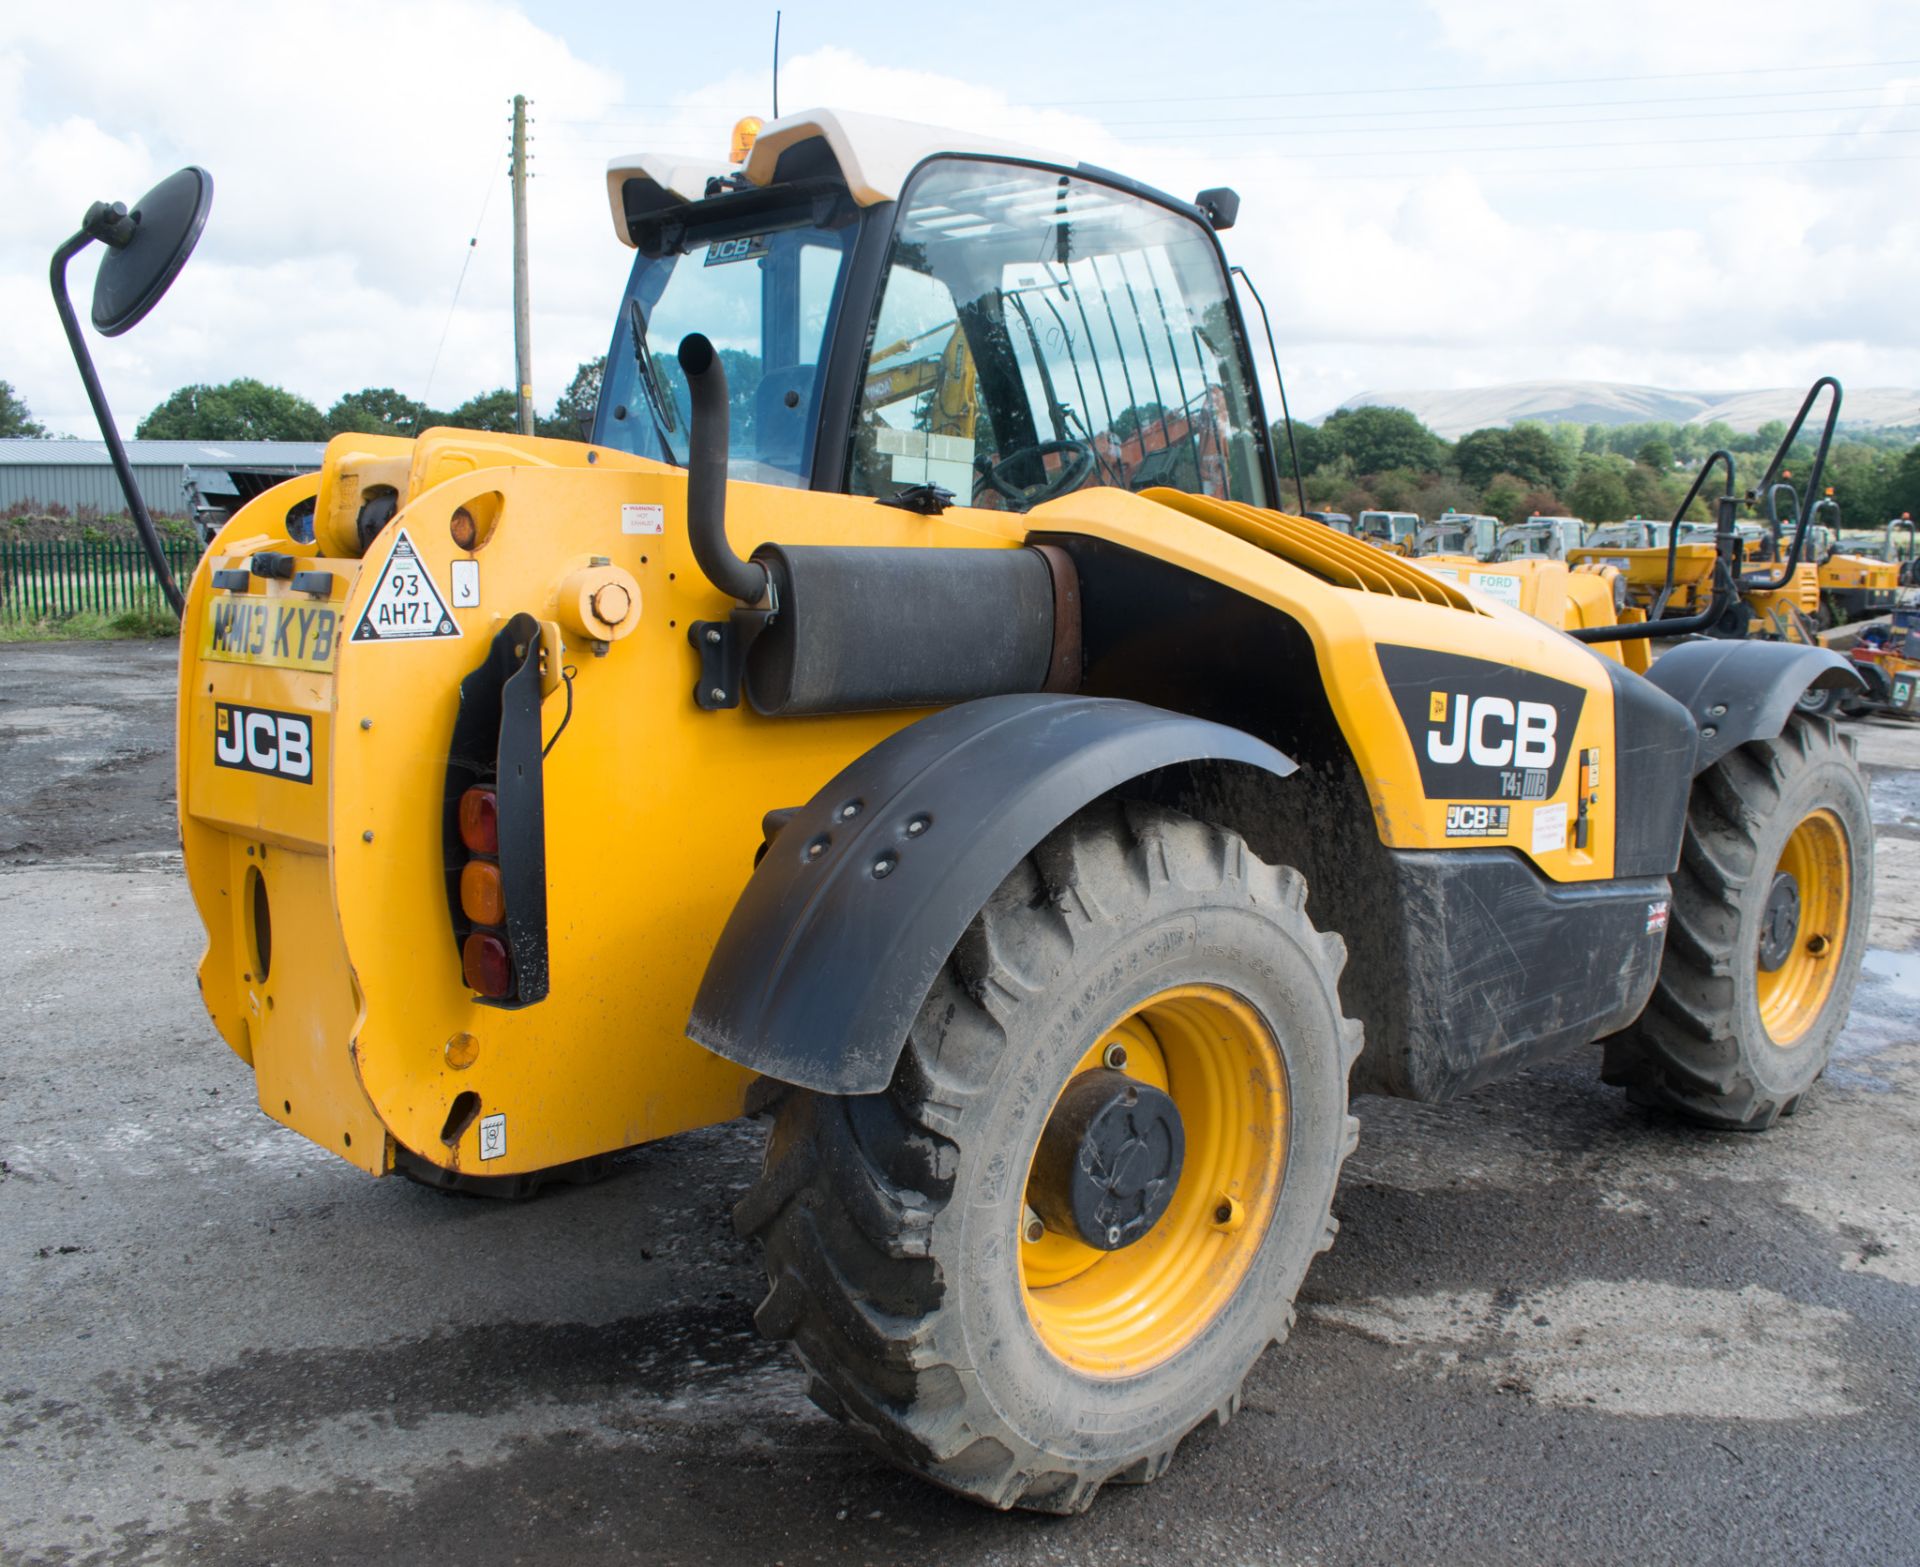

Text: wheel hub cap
xmin=1029 ymin=1069 xmax=1184 ymax=1251
xmin=1758 ymin=871 xmax=1801 ymax=972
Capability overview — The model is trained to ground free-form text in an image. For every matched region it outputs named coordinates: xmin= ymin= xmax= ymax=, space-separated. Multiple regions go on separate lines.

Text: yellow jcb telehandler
xmin=54 ymin=111 xmax=1872 ymax=1513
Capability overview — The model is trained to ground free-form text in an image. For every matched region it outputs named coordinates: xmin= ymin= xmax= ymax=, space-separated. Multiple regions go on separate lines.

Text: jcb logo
xmin=704 ymin=234 xmax=769 ymax=267
xmin=214 ymin=703 xmax=312 ymax=783
xmin=1380 ymin=646 xmax=1585 ymax=804
xmin=1426 ymin=692 xmax=1559 ymax=770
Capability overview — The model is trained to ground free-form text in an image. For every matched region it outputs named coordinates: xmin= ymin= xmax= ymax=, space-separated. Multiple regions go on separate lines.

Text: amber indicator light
xmin=460 ymin=860 xmax=506 ymax=927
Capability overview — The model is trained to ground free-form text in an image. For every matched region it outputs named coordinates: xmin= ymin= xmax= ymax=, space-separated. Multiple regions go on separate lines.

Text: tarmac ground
xmin=2 ymin=638 xmax=1917 ymax=1564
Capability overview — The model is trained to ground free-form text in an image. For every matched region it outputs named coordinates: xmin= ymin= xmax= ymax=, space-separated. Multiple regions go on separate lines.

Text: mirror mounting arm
xmin=49 ymin=229 xmax=184 ymax=616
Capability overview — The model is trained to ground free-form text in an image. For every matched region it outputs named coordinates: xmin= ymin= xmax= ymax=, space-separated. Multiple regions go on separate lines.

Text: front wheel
xmin=1603 ymin=713 xmax=1871 ymax=1128
xmin=736 ymin=801 xmax=1363 ymax=1512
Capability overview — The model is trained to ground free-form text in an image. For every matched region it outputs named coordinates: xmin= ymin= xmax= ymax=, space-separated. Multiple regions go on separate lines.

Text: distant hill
xmin=1329 ymin=381 xmax=1920 ymax=440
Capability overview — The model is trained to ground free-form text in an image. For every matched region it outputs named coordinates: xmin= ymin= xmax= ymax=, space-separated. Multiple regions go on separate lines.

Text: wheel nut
xmin=1101 ymin=1041 xmax=1129 ymax=1070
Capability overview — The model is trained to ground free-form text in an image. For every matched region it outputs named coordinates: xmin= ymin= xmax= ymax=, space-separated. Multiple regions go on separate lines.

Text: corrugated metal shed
xmin=0 ymin=438 xmax=326 ymax=517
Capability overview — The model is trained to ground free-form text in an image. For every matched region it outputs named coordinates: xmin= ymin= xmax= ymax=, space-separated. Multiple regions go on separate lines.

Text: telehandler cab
xmin=56 ymin=111 xmax=1873 ymax=1513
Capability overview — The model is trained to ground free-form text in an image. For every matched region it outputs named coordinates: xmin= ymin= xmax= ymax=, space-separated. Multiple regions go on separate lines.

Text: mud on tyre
xmin=1604 ymin=712 xmax=1871 ymax=1129
xmin=736 ymin=799 xmax=1363 ymax=1512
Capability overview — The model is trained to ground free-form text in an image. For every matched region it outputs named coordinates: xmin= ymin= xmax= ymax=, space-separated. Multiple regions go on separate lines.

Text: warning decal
xmin=350 ymin=528 xmax=461 ymax=642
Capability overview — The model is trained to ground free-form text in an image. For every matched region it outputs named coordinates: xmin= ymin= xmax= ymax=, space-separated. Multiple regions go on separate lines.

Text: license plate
xmin=1896 ymin=680 xmax=1913 ymax=706
xmin=202 ymin=597 xmax=341 ymax=673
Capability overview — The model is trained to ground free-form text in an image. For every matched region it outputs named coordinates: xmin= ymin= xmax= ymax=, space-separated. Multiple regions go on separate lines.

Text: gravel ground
xmin=2 ymin=638 xmax=1916 ymax=1565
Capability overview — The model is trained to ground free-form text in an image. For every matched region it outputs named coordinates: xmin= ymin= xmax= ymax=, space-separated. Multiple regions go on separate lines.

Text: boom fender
xmin=685 ymin=693 xmax=1297 ymax=1094
xmin=1643 ymin=639 xmax=1863 ymax=771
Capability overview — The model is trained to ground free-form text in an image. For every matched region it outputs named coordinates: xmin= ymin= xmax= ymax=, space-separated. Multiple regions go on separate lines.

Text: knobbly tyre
xmin=54 ymin=111 xmax=1874 ymax=1513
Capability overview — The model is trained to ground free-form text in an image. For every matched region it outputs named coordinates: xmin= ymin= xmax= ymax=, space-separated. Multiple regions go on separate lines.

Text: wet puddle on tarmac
xmin=1869 ymin=768 xmax=1920 ymax=830
xmin=1860 ymin=946 xmax=1920 ymax=1001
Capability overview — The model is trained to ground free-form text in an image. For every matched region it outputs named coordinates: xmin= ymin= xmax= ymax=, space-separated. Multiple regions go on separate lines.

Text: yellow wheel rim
xmin=1755 ymin=808 xmax=1851 ymax=1047
xmin=1019 ymin=984 xmax=1288 ymax=1377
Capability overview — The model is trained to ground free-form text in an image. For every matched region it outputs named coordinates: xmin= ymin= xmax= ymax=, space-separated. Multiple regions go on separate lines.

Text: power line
xmin=543 ymin=80 xmax=1908 ymax=134
xmin=568 ymin=55 xmax=1920 ymax=117
xmin=1021 ymin=82 xmax=1911 ymax=128
xmin=1001 ymin=56 xmax=1920 ymax=108
xmin=1255 ymin=151 xmax=1920 ymax=182
xmin=543 ymin=100 xmax=1919 ymax=149
xmin=1134 ymin=123 xmax=1920 ymax=162
xmin=540 ymin=123 xmax=1920 ymax=169
xmin=423 ymin=150 xmax=505 ymax=415
xmin=1106 ymin=105 xmax=1920 ymax=144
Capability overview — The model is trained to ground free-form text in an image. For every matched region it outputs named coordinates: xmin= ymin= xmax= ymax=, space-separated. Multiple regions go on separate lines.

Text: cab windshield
xmin=594 ymin=197 xmax=857 ymax=486
xmin=847 ymin=159 xmax=1268 ymax=511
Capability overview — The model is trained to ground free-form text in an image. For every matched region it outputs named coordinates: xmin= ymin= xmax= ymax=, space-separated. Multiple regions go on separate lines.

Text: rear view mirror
xmin=88 ymin=166 xmax=214 ymax=336
xmin=50 ymin=165 xmax=216 ymax=617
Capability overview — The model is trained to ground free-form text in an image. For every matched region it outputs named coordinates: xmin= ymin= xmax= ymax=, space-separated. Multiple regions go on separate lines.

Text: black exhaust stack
xmin=677 ymin=333 xmax=770 ymax=606
xmin=676 ymin=333 xmax=1078 ymax=716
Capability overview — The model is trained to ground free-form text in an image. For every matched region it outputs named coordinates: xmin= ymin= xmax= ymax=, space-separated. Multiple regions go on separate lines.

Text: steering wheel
xmin=977 ymin=438 xmax=1096 ymax=507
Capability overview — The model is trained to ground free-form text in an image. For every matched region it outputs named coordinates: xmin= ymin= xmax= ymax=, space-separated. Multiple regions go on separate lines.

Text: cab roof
xmin=605 ymin=108 xmax=1059 ymax=247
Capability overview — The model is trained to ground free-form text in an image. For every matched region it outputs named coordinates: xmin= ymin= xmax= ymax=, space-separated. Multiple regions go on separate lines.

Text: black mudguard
xmin=1643 ymin=638 xmax=1862 ymax=771
xmin=686 ymin=693 xmax=1296 ymax=1095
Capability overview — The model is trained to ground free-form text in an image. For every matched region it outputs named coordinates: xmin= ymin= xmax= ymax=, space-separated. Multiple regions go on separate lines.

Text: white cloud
xmin=2 ymin=5 xmax=1914 ymax=440
xmin=2 ymin=0 xmax=622 ymax=432
xmin=1425 ymin=0 xmax=1896 ymax=72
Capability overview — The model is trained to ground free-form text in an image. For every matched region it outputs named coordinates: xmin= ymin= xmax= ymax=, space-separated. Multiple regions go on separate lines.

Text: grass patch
xmin=0 ymin=607 xmax=181 ymax=643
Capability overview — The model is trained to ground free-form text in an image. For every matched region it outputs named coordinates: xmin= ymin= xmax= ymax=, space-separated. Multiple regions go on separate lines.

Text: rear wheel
xmin=1603 ymin=713 xmax=1871 ymax=1128
xmin=1796 ymin=682 xmax=1843 ymax=718
xmin=736 ymin=801 xmax=1362 ymax=1512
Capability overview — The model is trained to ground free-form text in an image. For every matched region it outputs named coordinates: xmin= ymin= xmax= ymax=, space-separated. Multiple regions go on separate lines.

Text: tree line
xmin=0 ymin=364 xmax=606 ymax=445
xmin=9 ymin=366 xmax=1916 ymax=531
xmin=1275 ymin=405 xmax=1920 ymax=531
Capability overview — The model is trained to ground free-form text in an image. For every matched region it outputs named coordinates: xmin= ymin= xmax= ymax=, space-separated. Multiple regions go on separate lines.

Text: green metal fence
xmin=0 ymin=538 xmax=202 ymax=624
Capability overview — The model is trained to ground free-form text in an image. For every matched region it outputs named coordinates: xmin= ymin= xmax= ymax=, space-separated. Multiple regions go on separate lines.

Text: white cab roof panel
xmin=606 ymin=107 xmax=1061 ymax=247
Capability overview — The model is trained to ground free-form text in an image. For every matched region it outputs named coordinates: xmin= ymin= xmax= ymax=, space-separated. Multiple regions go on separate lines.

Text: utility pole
xmin=510 ymin=94 xmax=534 ymax=436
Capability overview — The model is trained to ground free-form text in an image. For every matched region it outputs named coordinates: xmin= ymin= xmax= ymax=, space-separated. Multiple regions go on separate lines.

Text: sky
xmin=3 ymin=0 xmax=1917 ymax=439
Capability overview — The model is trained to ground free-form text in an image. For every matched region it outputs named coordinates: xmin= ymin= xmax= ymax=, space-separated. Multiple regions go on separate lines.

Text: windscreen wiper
xmin=627 ymin=298 xmax=682 ymax=466
xmin=1008 ymin=293 xmax=1072 ymax=443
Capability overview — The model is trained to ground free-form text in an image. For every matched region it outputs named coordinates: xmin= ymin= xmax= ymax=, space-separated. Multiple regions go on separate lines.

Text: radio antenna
xmin=772 ymin=10 xmax=782 ymax=119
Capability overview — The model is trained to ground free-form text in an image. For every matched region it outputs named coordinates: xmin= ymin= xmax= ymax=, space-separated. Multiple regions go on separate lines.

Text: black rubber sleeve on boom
xmin=743 ymin=544 xmax=1061 ymax=715
xmin=678 ymin=332 xmax=769 ymax=605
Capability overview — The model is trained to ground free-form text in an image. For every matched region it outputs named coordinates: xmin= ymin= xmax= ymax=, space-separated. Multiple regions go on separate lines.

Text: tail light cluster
xmin=457 ymin=785 xmax=512 ymax=998
xmin=444 ymin=612 xmax=550 ymax=1009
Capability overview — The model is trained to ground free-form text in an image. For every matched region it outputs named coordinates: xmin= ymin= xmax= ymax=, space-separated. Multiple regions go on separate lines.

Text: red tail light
xmin=462 ymin=932 xmax=512 ymax=997
xmin=459 ymin=787 xmax=499 ymax=855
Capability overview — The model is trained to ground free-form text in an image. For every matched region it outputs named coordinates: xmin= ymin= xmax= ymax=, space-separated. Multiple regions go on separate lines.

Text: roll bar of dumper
xmin=1570 ymin=376 xmax=1843 ymax=646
